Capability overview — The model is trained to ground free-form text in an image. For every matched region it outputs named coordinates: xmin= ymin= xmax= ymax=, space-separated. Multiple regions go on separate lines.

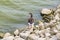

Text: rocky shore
xmin=1 ymin=5 xmax=60 ymax=40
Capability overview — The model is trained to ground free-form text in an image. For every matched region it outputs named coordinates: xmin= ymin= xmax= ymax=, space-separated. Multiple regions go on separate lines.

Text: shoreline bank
xmin=1 ymin=5 xmax=60 ymax=40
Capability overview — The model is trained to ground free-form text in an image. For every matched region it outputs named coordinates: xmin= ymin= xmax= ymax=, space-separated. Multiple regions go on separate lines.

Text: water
xmin=0 ymin=0 xmax=60 ymax=33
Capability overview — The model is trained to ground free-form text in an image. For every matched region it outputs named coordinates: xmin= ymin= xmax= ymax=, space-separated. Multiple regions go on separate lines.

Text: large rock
xmin=28 ymin=34 xmax=39 ymax=40
xmin=45 ymin=28 xmax=51 ymax=37
xmin=3 ymin=33 xmax=11 ymax=38
xmin=49 ymin=35 xmax=57 ymax=40
xmin=38 ymin=38 xmax=46 ymax=40
xmin=38 ymin=21 xmax=45 ymax=30
xmin=41 ymin=8 xmax=52 ymax=14
xmin=34 ymin=29 xmax=45 ymax=38
xmin=20 ymin=31 xmax=30 ymax=39
xmin=55 ymin=9 xmax=60 ymax=16
xmin=20 ymin=30 xmax=32 ymax=39
xmin=0 ymin=33 xmax=4 ymax=38
xmin=14 ymin=36 xmax=25 ymax=40
xmin=56 ymin=24 xmax=60 ymax=30
xmin=20 ymin=28 xmax=33 ymax=39
xmin=57 ymin=5 xmax=60 ymax=9
xmin=56 ymin=32 xmax=60 ymax=40
xmin=52 ymin=27 xmax=58 ymax=34
xmin=54 ymin=13 xmax=60 ymax=21
xmin=41 ymin=8 xmax=54 ymax=22
xmin=14 ymin=29 xmax=19 ymax=36
xmin=2 ymin=36 xmax=14 ymax=40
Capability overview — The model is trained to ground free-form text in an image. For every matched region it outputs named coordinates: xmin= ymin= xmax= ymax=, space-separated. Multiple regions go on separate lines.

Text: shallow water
xmin=0 ymin=0 xmax=60 ymax=33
